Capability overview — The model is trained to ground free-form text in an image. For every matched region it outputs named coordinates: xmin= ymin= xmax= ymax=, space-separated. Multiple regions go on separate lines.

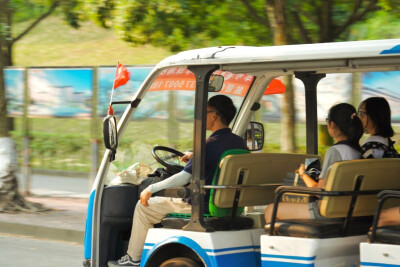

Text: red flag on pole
xmin=113 ymin=63 xmax=131 ymax=89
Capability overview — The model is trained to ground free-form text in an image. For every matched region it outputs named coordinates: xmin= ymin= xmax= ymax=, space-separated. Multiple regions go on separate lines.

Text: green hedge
xmin=11 ymin=131 xmax=92 ymax=172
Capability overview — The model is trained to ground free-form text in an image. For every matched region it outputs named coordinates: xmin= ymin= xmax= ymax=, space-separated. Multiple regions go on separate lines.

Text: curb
xmin=0 ymin=221 xmax=84 ymax=244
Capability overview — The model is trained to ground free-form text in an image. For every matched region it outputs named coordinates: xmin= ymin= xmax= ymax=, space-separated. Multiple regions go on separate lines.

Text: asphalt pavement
xmin=0 ymin=172 xmax=90 ymax=245
xmin=0 ymin=233 xmax=84 ymax=267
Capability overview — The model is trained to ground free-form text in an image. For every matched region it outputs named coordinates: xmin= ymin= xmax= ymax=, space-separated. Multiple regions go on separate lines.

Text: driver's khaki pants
xmin=127 ymin=197 xmax=191 ymax=261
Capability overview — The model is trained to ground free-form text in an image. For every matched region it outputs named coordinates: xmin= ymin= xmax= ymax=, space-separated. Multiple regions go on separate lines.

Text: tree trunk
xmin=0 ymin=0 xmax=45 ymax=212
xmin=0 ymin=58 xmax=45 ymax=212
xmin=0 ymin=137 xmax=46 ymax=212
xmin=5 ymin=42 xmax=12 ymax=66
xmin=0 ymin=0 xmax=8 ymax=138
xmin=0 ymin=66 xmax=7 ymax=137
xmin=266 ymin=0 xmax=296 ymax=152
xmin=319 ymin=0 xmax=332 ymax=42
xmin=281 ymin=76 xmax=296 ymax=152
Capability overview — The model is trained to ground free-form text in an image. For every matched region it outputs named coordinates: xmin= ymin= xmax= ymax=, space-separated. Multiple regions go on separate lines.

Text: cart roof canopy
xmin=156 ymin=39 xmax=400 ymax=74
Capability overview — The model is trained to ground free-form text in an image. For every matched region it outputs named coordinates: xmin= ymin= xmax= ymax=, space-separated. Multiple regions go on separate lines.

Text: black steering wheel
xmin=152 ymin=146 xmax=185 ymax=175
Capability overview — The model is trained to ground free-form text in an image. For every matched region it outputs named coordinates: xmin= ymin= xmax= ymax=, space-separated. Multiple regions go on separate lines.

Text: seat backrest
xmin=211 ymin=152 xmax=319 ymax=216
xmin=320 ymin=158 xmax=400 ymax=218
xmin=208 ymin=149 xmax=250 ymax=217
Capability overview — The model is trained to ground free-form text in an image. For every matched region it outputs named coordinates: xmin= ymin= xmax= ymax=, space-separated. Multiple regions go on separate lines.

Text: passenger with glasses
xmin=358 ymin=97 xmax=400 ymax=228
xmin=358 ymin=97 xmax=396 ymax=159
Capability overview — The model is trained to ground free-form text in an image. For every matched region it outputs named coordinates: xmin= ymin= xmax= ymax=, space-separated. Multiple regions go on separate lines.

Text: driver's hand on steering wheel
xmin=140 ymin=188 xmax=153 ymax=207
xmin=179 ymin=152 xmax=193 ymax=163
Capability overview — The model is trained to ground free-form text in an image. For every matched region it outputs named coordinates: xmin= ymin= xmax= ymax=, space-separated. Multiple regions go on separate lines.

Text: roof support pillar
xmin=294 ymin=72 xmax=326 ymax=155
xmin=183 ymin=65 xmax=218 ymax=232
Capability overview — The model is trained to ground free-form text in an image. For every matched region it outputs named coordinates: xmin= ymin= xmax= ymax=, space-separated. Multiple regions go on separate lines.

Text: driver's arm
xmin=140 ymin=171 xmax=192 ymax=206
xmin=148 ymin=170 xmax=192 ymax=193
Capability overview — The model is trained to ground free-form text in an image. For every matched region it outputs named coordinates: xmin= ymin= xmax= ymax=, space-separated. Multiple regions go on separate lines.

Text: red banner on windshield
xmin=149 ymin=67 xmax=196 ymax=91
xmin=149 ymin=67 xmax=254 ymax=97
xmin=215 ymin=70 xmax=254 ymax=97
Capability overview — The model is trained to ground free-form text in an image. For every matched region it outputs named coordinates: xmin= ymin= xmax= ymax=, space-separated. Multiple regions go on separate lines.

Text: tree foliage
xmin=350 ymin=9 xmax=400 ymax=40
xmin=0 ymin=0 xmax=85 ymax=66
xmin=239 ymin=0 xmax=400 ymax=45
xmin=80 ymin=0 xmax=272 ymax=52
xmin=76 ymin=0 xmax=400 ymax=53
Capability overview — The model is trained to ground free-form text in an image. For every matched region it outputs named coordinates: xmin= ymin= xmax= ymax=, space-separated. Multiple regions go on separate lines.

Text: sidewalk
xmin=0 ymin=173 xmax=90 ymax=244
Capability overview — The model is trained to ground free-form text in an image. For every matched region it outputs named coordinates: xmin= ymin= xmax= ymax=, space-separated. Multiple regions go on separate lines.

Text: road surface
xmin=0 ymin=233 xmax=84 ymax=267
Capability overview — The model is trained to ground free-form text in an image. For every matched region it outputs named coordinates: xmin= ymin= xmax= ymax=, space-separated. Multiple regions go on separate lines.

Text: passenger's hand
xmin=180 ymin=152 xmax=193 ymax=163
xmin=140 ymin=188 xmax=152 ymax=207
xmin=298 ymin=164 xmax=306 ymax=176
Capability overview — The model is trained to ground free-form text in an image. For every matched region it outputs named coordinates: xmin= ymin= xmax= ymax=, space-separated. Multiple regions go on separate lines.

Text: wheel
xmin=152 ymin=146 xmax=185 ymax=175
xmin=159 ymin=257 xmax=203 ymax=267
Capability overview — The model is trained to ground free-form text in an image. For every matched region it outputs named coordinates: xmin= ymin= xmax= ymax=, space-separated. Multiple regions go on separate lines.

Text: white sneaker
xmin=107 ymin=254 xmax=140 ymax=267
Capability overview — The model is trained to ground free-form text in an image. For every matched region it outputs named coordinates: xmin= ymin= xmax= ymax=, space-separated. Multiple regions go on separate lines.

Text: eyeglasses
xmin=358 ymin=109 xmax=367 ymax=117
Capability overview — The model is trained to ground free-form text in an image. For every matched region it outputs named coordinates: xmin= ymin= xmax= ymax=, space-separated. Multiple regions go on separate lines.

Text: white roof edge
xmin=155 ymin=39 xmax=400 ymax=69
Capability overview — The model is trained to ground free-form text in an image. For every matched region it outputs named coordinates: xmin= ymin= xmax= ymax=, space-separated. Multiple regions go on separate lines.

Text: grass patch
xmin=13 ymin=16 xmax=172 ymax=66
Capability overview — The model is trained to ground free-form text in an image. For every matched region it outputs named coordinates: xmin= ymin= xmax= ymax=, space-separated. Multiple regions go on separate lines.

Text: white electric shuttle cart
xmin=84 ymin=39 xmax=400 ymax=267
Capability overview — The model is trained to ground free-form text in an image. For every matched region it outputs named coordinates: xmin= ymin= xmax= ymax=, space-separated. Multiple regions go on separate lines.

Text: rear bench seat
xmin=360 ymin=190 xmax=400 ymax=266
xmin=368 ymin=190 xmax=400 ymax=245
xmin=266 ymin=158 xmax=400 ymax=238
xmin=161 ymin=152 xmax=319 ymax=230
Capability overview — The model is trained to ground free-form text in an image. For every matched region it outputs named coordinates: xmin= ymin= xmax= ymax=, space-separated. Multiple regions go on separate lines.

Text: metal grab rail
xmin=268 ymin=185 xmax=400 ymax=236
xmin=369 ymin=190 xmax=400 ymax=243
xmin=203 ymin=183 xmax=282 ymax=190
xmin=156 ymin=183 xmax=282 ymax=199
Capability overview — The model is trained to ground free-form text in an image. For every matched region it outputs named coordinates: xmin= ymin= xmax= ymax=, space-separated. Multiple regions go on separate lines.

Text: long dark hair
xmin=359 ymin=97 xmax=394 ymax=138
xmin=328 ymin=103 xmax=363 ymax=150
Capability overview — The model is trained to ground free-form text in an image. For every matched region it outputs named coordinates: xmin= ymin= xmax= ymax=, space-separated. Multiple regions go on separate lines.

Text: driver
xmin=108 ymin=95 xmax=248 ymax=267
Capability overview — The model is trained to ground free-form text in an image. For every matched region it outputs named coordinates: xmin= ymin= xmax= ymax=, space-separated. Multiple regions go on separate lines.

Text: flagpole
xmin=109 ymin=61 xmax=119 ymax=106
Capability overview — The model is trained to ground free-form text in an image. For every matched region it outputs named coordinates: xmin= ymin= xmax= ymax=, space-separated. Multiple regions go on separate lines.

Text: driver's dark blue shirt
xmin=183 ymin=128 xmax=248 ymax=213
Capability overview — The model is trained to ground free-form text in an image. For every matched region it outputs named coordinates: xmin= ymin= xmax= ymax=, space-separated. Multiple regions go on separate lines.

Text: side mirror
xmin=244 ymin=122 xmax=264 ymax=151
xmin=208 ymin=75 xmax=224 ymax=92
xmin=103 ymin=114 xmax=118 ymax=161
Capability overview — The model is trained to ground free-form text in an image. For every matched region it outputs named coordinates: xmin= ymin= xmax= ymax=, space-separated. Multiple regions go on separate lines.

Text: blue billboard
xmin=4 ymin=68 xmax=25 ymax=116
xmin=362 ymin=71 xmax=400 ymax=122
xmin=28 ymin=68 xmax=93 ymax=117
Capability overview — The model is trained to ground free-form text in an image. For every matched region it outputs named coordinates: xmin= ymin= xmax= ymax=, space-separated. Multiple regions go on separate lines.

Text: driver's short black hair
xmin=208 ymin=95 xmax=236 ymax=125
